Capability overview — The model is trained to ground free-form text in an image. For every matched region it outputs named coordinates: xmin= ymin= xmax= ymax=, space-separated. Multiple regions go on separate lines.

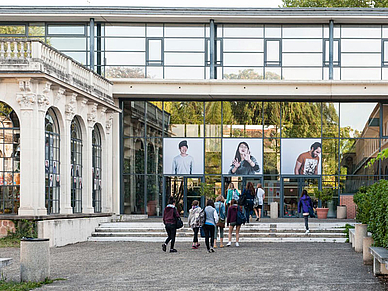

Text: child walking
xmin=188 ymin=200 xmax=202 ymax=249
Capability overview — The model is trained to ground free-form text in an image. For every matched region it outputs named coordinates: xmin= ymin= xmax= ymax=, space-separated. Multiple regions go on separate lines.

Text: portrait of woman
xmin=228 ymin=141 xmax=260 ymax=175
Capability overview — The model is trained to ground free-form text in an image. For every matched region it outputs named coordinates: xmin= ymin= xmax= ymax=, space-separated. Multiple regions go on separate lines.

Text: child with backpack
xmin=188 ymin=200 xmax=202 ymax=249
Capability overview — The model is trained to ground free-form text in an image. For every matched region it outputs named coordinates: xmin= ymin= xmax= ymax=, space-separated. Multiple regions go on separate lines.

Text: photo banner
xmin=163 ymin=138 xmax=204 ymax=175
xmin=281 ymin=139 xmax=322 ymax=175
xmin=222 ymin=138 xmax=262 ymax=175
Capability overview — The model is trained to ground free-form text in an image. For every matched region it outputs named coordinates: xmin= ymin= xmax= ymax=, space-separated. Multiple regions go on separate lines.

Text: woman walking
xmin=242 ymin=182 xmax=255 ymax=223
xmin=226 ymin=199 xmax=242 ymax=247
xmin=226 ymin=182 xmax=239 ymax=206
xmin=214 ymin=195 xmax=226 ymax=248
xmin=188 ymin=200 xmax=202 ymax=249
xmin=298 ymin=190 xmax=313 ymax=234
xmin=254 ymin=183 xmax=265 ymax=222
xmin=203 ymin=199 xmax=219 ymax=253
xmin=162 ymin=196 xmax=179 ymax=252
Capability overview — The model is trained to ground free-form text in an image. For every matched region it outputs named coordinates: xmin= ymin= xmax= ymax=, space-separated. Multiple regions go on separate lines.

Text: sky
xmin=0 ymin=0 xmax=283 ymax=7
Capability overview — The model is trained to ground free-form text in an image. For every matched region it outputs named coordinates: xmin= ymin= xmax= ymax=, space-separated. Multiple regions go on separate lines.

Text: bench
xmin=370 ymin=247 xmax=388 ymax=276
xmin=0 ymin=258 xmax=12 ymax=269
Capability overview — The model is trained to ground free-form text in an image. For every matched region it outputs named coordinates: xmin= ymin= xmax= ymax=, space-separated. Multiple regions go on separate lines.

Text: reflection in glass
xmin=322 ymin=103 xmax=339 ymax=137
xmin=164 ymin=25 xmax=204 ymax=37
xmin=105 ymin=25 xmax=145 ymax=37
xmin=322 ymin=139 xmax=338 ymax=175
xmin=123 ymin=101 xmax=145 ymax=138
xmin=223 ymin=53 xmax=264 ymax=66
xmin=0 ymin=25 xmax=25 ymax=35
xmin=147 ymin=175 xmax=163 ymax=216
xmin=340 ymin=103 xmax=379 ymax=138
xmin=164 ymin=67 xmax=204 ymax=79
xmin=48 ymin=25 xmax=85 ymax=35
xmin=282 ymin=26 xmax=322 ymax=38
xmin=264 ymin=139 xmax=280 ymax=174
xmin=223 ymin=25 xmax=263 ymax=38
xmin=223 ymin=101 xmax=263 ymax=138
xmin=205 ymin=102 xmax=221 ymax=137
xmin=282 ymin=68 xmax=322 ymax=80
xmin=264 ymin=102 xmax=280 ymax=138
xmin=282 ymin=39 xmax=322 ymax=52
xmin=147 ymin=139 xmax=163 ymax=174
xmin=205 ymin=138 xmax=221 ymax=174
xmin=264 ymin=176 xmax=280 ymax=217
xmin=164 ymin=102 xmax=204 ymax=137
xmin=105 ymin=38 xmax=145 ymax=51
xmin=341 ymin=68 xmax=381 ymax=81
xmin=223 ymin=39 xmax=264 ymax=52
xmin=281 ymin=102 xmax=321 ymax=138
xmin=341 ymin=25 xmax=381 ymax=38
xmin=223 ymin=68 xmax=264 ymax=80
xmin=340 ymin=175 xmax=377 ymax=194
xmin=164 ymin=39 xmax=205 ymax=52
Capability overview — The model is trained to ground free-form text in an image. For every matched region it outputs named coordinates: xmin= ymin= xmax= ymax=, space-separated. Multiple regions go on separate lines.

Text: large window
xmin=45 ymin=108 xmax=60 ymax=214
xmin=71 ymin=117 xmax=82 ymax=213
xmin=92 ymin=124 xmax=102 ymax=213
xmin=0 ymin=102 xmax=20 ymax=215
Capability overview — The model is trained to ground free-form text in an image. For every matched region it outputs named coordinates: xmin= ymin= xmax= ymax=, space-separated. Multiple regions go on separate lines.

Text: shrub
xmin=353 ymin=180 xmax=388 ymax=248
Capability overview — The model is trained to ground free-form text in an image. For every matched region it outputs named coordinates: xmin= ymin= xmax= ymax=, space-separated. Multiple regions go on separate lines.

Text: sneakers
xmin=162 ymin=243 xmax=166 ymax=252
xmin=226 ymin=242 xmax=232 ymax=247
xmin=305 ymin=229 xmax=310 ymax=234
xmin=235 ymin=242 xmax=240 ymax=247
xmin=170 ymin=249 xmax=178 ymax=253
xmin=210 ymin=248 xmax=215 ymax=253
xmin=196 ymin=243 xmax=200 ymax=248
xmin=192 ymin=245 xmax=198 ymax=249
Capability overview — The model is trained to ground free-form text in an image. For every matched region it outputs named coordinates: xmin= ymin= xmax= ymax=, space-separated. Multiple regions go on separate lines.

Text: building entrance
xmin=281 ymin=177 xmax=320 ymax=218
xmin=165 ymin=176 xmax=202 ymax=217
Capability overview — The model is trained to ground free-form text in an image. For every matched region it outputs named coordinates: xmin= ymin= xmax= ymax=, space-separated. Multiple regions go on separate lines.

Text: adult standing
xmin=226 ymin=199 xmax=241 ymax=247
xmin=242 ymin=182 xmax=255 ymax=223
xmin=162 ymin=196 xmax=179 ymax=253
xmin=203 ymin=199 xmax=219 ymax=253
xmin=214 ymin=195 xmax=226 ymax=248
xmin=188 ymin=200 xmax=202 ymax=249
xmin=254 ymin=183 xmax=265 ymax=222
xmin=298 ymin=190 xmax=313 ymax=234
xmin=226 ymin=182 xmax=239 ymax=206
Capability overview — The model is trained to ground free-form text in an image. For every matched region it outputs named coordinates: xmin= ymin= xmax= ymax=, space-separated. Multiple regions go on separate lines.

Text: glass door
xmin=185 ymin=177 xmax=202 ymax=217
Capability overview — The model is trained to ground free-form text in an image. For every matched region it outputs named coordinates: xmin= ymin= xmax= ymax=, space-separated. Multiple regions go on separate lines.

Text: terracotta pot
xmin=316 ymin=208 xmax=329 ymax=219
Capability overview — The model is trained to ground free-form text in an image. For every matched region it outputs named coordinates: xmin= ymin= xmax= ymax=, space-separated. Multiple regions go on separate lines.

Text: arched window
xmin=71 ymin=117 xmax=82 ymax=213
xmin=0 ymin=102 xmax=20 ymax=215
xmin=45 ymin=108 xmax=60 ymax=214
xmin=92 ymin=124 xmax=102 ymax=213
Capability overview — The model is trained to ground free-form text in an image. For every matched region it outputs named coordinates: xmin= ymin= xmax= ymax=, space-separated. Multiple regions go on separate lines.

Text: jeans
xmin=165 ymin=223 xmax=177 ymax=249
xmin=193 ymin=227 xmax=199 ymax=243
xmin=303 ymin=214 xmax=309 ymax=230
xmin=203 ymin=224 xmax=215 ymax=250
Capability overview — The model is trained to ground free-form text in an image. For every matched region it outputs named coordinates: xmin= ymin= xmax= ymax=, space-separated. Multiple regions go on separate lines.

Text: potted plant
xmin=313 ymin=188 xmax=334 ymax=219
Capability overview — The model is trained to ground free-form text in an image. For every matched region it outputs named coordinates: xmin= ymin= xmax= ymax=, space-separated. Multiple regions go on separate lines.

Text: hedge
xmin=353 ymin=180 xmax=388 ymax=248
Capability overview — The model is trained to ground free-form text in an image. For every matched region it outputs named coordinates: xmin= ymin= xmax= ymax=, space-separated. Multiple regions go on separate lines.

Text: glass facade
xmin=121 ymin=100 xmax=387 ymax=217
xmin=2 ymin=22 xmax=388 ymax=81
xmin=0 ymin=102 xmax=20 ymax=215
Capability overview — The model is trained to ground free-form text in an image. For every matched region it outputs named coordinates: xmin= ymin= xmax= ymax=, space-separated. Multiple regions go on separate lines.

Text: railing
xmin=0 ymin=39 xmax=113 ymax=104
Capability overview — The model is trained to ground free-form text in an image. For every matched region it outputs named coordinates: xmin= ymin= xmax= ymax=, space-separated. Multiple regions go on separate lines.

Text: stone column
xmin=17 ymin=79 xmax=47 ymax=216
xmin=363 ymin=236 xmax=374 ymax=265
xmin=355 ymin=223 xmax=368 ymax=253
xmin=104 ymin=112 xmax=113 ymax=213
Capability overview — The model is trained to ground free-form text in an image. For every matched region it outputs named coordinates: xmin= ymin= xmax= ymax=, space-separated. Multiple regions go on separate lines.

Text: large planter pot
xmin=327 ymin=200 xmax=336 ymax=218
xmin=337 ymin=205 xmax=347 ymax=219
xmin=316 ymin=208 xmax=329 ymax=219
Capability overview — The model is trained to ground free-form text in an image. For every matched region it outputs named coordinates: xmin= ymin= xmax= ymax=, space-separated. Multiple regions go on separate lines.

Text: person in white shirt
xmin=254 ymin=183 xmax=265 ymax=222
xmin=172 ymin=140 xmax=194 ymax=175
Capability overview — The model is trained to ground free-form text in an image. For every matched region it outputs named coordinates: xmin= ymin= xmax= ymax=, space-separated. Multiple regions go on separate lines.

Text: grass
xmin=0 ymin=237 xmax=20 ymax=248
xmin=0 ymin=278 xmax=65 ymax=291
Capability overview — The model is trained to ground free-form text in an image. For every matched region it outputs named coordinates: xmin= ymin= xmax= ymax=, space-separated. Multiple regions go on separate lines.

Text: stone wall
xmin=0 ymin=220 xmax=15 ymax=237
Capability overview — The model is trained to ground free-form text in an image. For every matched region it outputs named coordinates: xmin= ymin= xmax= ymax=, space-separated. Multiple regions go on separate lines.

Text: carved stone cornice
xmin=87 ymin=103 xmax=98 ymax=127
xmin=56 ymin=87 xmax=66 ymax=102
xmin=16 ymin=79 xmax=36 ymax=109
xmin=81 ymin=97 xmax=89 ymax=108
xmin=65 ymin=93 xmax=77 ymax=120
xmin=37 ymin=81 xmax=51 ymax=110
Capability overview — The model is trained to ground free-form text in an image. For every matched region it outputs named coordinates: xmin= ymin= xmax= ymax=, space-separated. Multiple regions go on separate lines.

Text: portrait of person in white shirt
xmin=172 ymin=140 xmax=194 ymax=175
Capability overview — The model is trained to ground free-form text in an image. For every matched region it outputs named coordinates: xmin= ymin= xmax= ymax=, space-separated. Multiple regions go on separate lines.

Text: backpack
xmin=236 ymin=206 xmax=246 ymax=225
xmin=238 ymin=192 xmax=247 ymax=206
xmin=199 ymin=208 xmax=206 ymax=226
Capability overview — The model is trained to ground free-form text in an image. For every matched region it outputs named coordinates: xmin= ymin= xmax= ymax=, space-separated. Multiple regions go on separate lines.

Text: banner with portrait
xmin=222 ymin=139 xmax=263 ymax=175
xmin=281 ymin=139 xmax=322 ymax=175
xmin=163 ymin=138 xmax=204 ymax=175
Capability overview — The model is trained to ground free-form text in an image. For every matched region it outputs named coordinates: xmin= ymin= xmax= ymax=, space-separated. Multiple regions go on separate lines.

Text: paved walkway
xmin=0 ymin=240 xmax=386 ymax=290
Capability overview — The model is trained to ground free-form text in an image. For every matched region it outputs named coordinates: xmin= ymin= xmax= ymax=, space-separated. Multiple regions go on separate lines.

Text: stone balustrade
xmin=0 ymin=39 xmax=113 ymax=104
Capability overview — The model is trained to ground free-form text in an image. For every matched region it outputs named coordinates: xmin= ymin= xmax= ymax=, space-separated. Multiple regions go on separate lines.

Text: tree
xmin=282 ymin=0 xmax=388 ymax=7
xmin=224 ymin=69 xmax=281 ymax=80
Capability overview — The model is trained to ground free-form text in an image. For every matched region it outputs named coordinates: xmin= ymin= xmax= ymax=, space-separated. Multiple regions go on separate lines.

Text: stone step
xmin=91 ymin=231 xmax=345 ymax=238
xmin=87 ymin=236 xmax=347 ymax=243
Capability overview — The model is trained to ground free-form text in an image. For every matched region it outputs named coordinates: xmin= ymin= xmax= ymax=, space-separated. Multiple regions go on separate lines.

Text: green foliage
xmin=353 ymin=180 xmax=388 ymax=248
xmin=0 ymin=278 xmax=62 ymax=291
xmin=223 ymin=69 xmax=281 ymax=80
xmin=366 ymin=147 xmax=388 ymax=168
xmin=10 ymin=219 xmax=37 ymax=239
xmin=199 ymin=182 xmax=216 ymax=199
xmin=342 ymin=223 xmax=355 ymax=243
xmin=313 ymin=188 xmax=334 ymax=208
xmin=282 ymin=0 xmax=372 ymax=7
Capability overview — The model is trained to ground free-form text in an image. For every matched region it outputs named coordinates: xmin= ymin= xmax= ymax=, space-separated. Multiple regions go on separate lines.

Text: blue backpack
xmin=236 ymin=206 xmax=246 ymax=225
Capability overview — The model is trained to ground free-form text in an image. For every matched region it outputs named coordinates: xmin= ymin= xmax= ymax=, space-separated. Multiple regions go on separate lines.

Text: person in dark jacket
xmin=242 ymin=182 xmax=255 ymax=223
xmin=298 ymin=190 xmax=313 ymax=234
xmin=162 ymin=196 xmax=180 ymax=252
xmin=226 ymin=199 xmax=241 ymax=247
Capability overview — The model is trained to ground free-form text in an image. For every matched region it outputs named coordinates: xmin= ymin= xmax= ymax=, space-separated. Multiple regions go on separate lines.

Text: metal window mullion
xmin=210 ymin=19 xmax=215 ymax=79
